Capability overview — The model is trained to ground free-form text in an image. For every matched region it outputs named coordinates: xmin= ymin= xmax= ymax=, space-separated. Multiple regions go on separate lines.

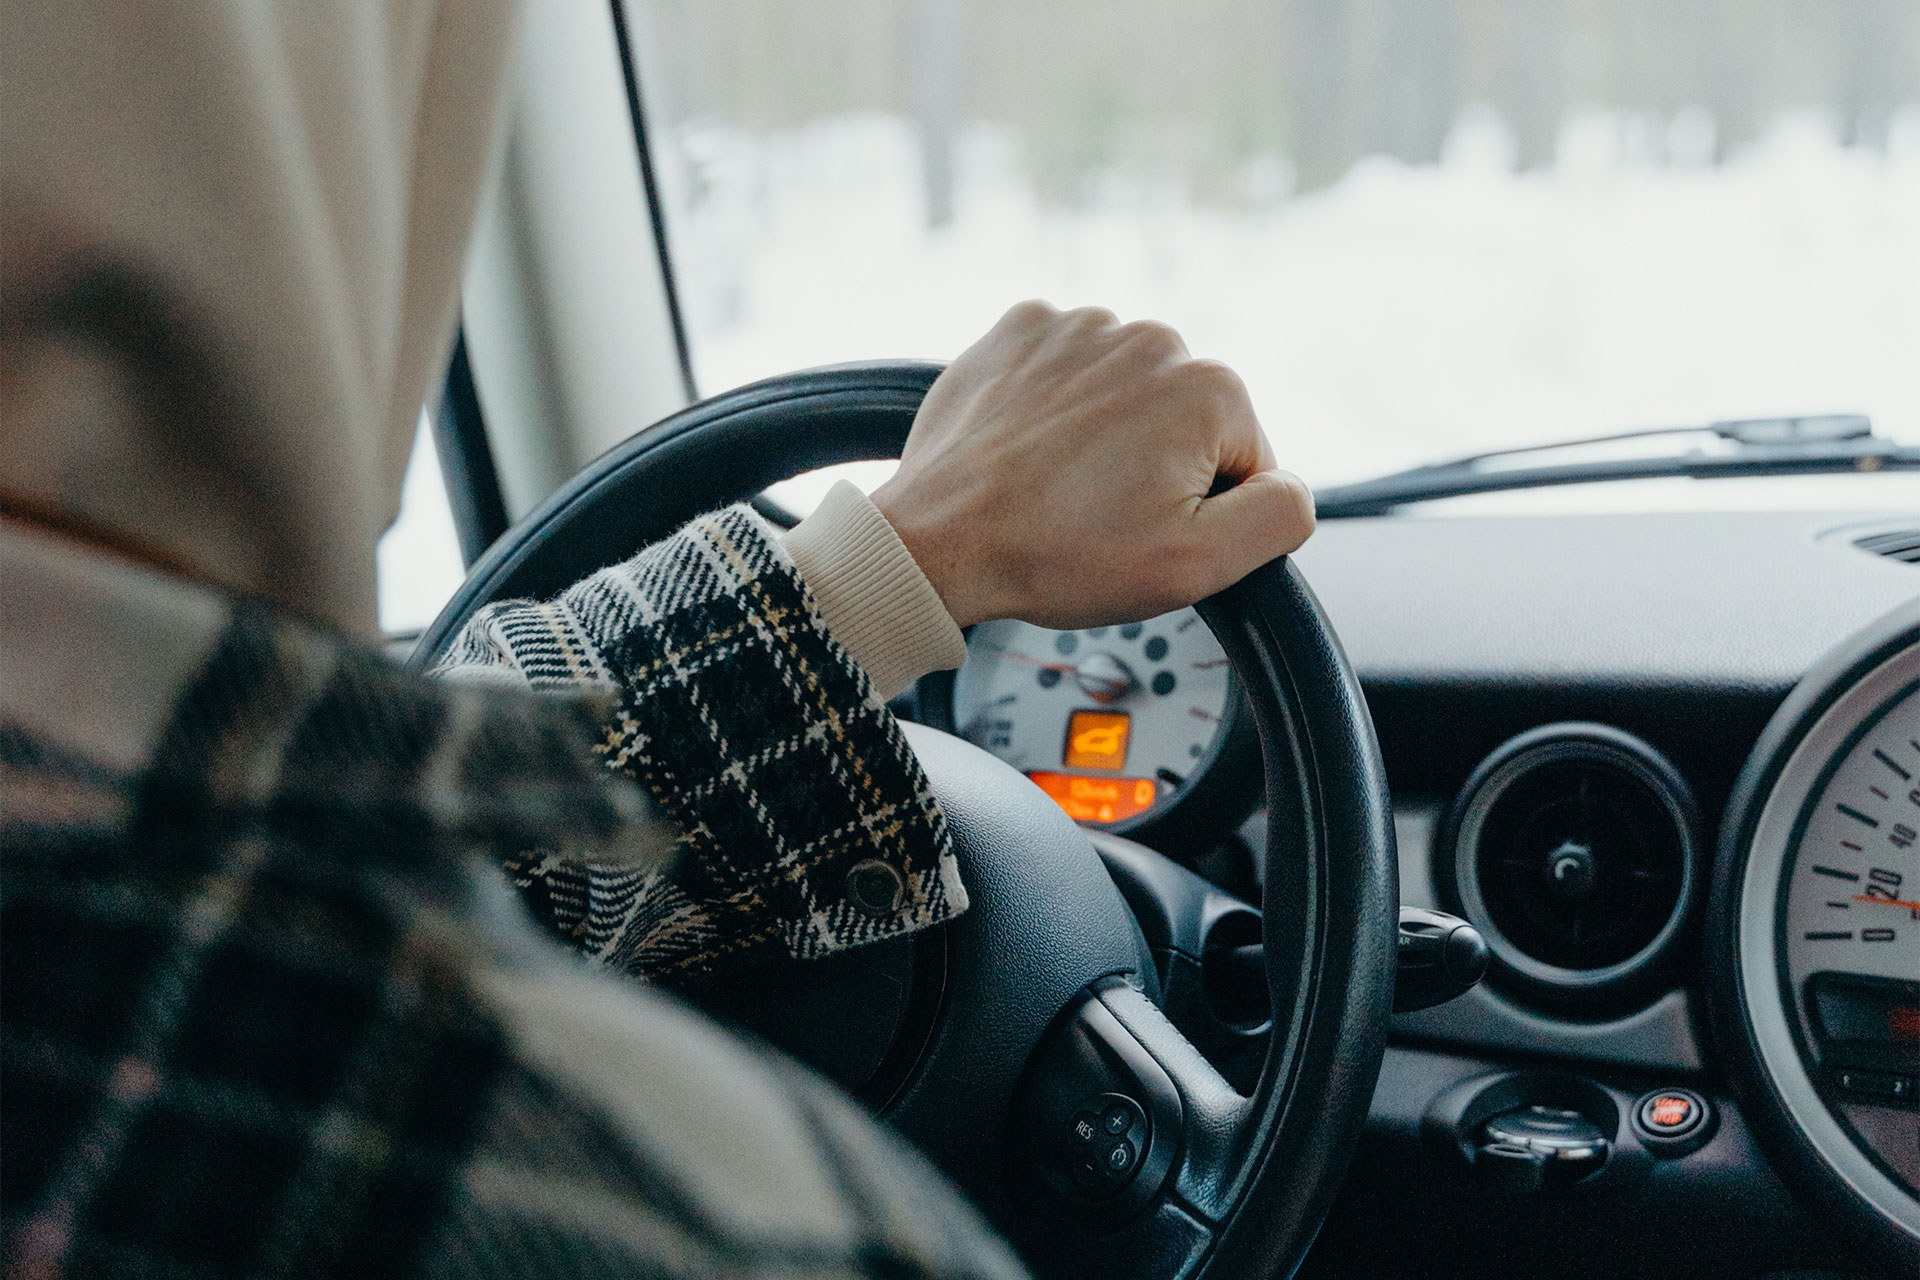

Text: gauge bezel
xmin=913 ymin=633 xmax=1262 ymax=859
xmin=1770 ymin=673 xmax=1920 ymax=1192
xmin=1706 ymin=599 xmax=1920 ymax=1262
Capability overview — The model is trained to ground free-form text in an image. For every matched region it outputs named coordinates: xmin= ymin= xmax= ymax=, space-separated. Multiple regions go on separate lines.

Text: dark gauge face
xmin=950 ymin=608 xmax=1233 ymax=829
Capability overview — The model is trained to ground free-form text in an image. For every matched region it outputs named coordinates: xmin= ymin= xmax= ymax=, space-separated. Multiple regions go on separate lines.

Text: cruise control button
xmin=1101 ymin=1105 xmax=1132 ymax=1135
xmin=1104 ymin=1140 xmax=1135 ymax=1173
xmin=1071 ymin=1160 xmax=1112 ymax=1198
xmin=1070 ymin=1112 xmax=1100 ymax=1146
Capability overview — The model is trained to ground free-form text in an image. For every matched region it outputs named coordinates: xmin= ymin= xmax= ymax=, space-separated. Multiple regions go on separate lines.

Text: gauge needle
xmin=975 ymin=644 xmax=1076 ymax=674
xmin=1851 ymin=893 xmax=1920 ymax=912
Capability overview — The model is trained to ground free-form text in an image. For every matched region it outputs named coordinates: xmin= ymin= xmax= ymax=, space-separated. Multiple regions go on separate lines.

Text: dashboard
xmin=907 ymin=507 xmax=1920 ymax=1278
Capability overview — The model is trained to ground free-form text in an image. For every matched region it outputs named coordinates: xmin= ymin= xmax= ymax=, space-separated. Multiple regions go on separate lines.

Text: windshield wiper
xmin=1313 ymin=414 xmax=1919 ymax=518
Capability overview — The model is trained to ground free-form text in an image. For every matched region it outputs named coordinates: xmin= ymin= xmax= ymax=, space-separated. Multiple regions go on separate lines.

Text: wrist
xmin=780 ymin=481 xmax=969 ymax=699
xmin=869 ymin=481 xmax=992 ymax=629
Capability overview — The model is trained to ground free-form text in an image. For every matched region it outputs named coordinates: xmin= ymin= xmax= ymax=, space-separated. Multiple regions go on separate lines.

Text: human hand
xmin=871 ymin=300 xmax=1315 ymax=630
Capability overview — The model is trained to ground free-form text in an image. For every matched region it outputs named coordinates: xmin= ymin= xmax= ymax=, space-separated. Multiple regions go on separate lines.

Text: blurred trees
xmin=631 ymin=0 xmax=1920 ymax=203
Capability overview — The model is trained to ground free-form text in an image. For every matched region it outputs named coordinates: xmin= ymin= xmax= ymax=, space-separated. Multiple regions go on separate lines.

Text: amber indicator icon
xmin=1063 ymin=709 xmax=1131 ymax=771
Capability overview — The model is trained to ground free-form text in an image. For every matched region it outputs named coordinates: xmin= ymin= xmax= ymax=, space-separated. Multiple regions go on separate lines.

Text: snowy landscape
xmin=379 ymin=7 xmax=1920 ymax=631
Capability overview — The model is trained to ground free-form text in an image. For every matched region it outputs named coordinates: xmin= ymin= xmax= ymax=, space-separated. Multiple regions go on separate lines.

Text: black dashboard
xmin=1301 ymin=510 xmax=1915 ymax=1069
xmin=915 ymin=506 xmax=1920 ymax=1278
xmin=1294 ymin=509 xmax=1918 ymax=1278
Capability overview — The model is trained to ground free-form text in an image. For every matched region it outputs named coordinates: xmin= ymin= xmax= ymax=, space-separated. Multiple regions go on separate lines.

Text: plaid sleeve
xmin=432 ymin=505 xmax=968 ymax=978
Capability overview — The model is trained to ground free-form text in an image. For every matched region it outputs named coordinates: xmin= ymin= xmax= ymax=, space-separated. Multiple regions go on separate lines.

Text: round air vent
xmin=1440 ymin=724 xmax=1700 ymax=1007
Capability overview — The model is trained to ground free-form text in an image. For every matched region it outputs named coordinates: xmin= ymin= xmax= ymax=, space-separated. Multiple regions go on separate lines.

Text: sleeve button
xmin=845 ymin=859 xmax=905 ymax=917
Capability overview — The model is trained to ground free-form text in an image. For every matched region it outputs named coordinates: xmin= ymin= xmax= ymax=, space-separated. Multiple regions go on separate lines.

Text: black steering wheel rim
xmin=411 ymin=361 xmax=1397 ymax=1279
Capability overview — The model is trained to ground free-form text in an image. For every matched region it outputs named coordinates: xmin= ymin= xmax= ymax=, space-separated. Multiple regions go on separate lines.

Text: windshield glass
xmin=630 ymin=0 xmax=1920 ymax=494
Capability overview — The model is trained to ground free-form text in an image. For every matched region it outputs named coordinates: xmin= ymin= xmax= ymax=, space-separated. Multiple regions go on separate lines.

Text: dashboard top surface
xmin=1291 ymin=508 xmax=1919 ymax=695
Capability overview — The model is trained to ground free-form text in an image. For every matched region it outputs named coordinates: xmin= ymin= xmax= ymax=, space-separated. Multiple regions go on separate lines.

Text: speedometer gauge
xmin=1780 ymin=683 xmax=1920 ymax=1014
xmin=1713 ymin=602 xmax=1920 ymax=1260
xmin=948 ymin=608 xmax=1236 ymax=833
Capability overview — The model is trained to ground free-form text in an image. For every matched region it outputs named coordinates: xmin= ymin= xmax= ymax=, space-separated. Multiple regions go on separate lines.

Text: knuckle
xmin=1182 ymin=358 xmax=1248 ymax=406
xmin=1001 ymin=298 xmax=1058 ymax=329
xmin=1278 ymin=471 xmax=1318 ymax=538
xmin=1067 ymin=304 xmax=1120 ymax=331
xmin=1118 ymin=318 xmax=1185 ymax=356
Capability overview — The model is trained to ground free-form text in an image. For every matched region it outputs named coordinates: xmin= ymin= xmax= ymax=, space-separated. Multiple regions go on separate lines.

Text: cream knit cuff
xmin=779 ymin=480 xmax=969 ymax=701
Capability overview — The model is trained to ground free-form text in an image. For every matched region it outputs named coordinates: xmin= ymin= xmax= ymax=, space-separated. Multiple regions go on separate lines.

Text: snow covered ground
xmin=380 ymin=107 xmax=1920 ymax=632
xmin=681 ymin=107 xmax=1920 ymax=483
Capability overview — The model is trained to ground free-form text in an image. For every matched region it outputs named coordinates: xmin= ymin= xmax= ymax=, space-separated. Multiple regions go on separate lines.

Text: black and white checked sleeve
xmin=432 ymin=504 xmax=969 ymax=978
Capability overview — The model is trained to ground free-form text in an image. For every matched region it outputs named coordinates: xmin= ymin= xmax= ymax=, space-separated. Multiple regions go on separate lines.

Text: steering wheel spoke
xmin=1008 ymin=983 xmax=1193 ymax=1226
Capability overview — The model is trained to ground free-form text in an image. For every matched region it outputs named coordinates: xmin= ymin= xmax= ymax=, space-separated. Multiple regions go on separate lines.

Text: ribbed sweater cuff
xmin=780 ymin=480 xmax=969 ymax=701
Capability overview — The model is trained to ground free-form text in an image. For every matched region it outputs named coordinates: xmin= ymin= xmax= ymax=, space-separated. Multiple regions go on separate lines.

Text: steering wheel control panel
xmin=1011 ymin=982 xmax=1186 ymax=1229
xmin=1064 ymin=1092 xmax=1152 ymax=1199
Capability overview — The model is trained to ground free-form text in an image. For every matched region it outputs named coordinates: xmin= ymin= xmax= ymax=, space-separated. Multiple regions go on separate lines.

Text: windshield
xmin=630 ymin=0 xmax=1920 ymax=495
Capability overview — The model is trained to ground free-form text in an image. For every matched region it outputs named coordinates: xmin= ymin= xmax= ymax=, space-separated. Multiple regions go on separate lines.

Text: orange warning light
xmin=1063 ymin=709 xmax=1131 ymax=771
xmin=1890 ymin=1006 xmax=1920 ymax=1042
xmin=1029 ymin=771 xmax=1158 ymax=824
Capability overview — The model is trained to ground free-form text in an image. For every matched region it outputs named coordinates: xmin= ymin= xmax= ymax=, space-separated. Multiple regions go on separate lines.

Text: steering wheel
xmin=412 ymin=362 xmax=1397 ymax=1280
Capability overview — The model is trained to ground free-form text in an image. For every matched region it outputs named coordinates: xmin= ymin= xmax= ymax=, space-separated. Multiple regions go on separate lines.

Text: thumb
xmin=1191 ymin=469 xmax=1317 ymax=586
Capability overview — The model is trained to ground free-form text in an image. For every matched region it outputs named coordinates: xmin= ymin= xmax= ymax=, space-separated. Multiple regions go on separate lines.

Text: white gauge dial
xmin=1782 ymin=684 xmax=1920 ymax=992
xmin=950 ymin=608 xmax=1233 ymax=828
xmin=1738 ymin=647 xmax=1920 ymax=1242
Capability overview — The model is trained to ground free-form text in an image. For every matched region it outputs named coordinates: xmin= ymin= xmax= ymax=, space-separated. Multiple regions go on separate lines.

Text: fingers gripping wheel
xmin=412 ymin=362 xmax=1398 ymax=1280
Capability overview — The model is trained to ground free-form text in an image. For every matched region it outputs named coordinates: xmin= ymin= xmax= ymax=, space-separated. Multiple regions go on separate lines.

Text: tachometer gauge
xmin=1714 ymin=604 xmax=1920 ymax=1259
xmin=946 ymin=608 xmax=1239 ymax=835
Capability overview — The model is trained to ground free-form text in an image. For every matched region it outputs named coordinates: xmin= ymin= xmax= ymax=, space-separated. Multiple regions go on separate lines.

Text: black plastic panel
xmin=1288 ymin=511 xmax=1918 ymax=1079
xmin=1300 ymin=1045 xmax=1874 ymax=1280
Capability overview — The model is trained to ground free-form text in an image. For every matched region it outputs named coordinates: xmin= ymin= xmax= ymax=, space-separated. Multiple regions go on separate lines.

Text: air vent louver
xmin=1854 ymin=529 xmax=1920 ymax=564
xmin=1442 ymin=724 xmax=1700 ymax=1007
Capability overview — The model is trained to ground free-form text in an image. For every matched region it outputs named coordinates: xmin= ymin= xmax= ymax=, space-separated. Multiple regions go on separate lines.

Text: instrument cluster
xmin=922 ymin=607 xmax=1256 ymax=848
